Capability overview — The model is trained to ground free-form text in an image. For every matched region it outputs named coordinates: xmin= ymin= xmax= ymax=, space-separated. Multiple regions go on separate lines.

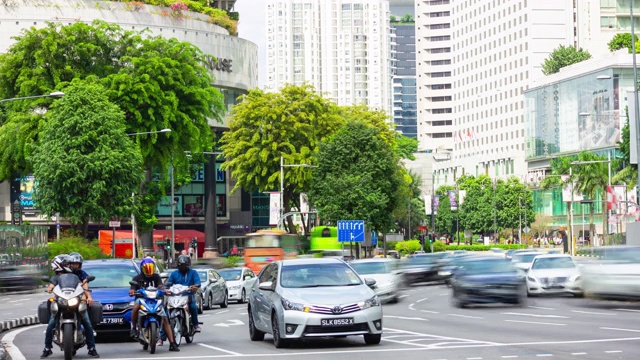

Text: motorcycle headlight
xmin=527 ymin=276 xmax=537 ymax=282
xmin=68 ymin=298 xmax=79 ymax=307
xmin=358 ymin=296 xmax=380 ymax=309
xmin=57 ymin=298 xmax=67 ymax=306
xmin=146 ymin=291 xmax=158 ymax=299
xmin=281 ymin=298 xmax=310 ymax=312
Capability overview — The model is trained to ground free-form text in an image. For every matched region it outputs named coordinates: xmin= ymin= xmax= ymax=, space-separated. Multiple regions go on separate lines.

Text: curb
xmin=0 ymin=315 xmax=39 ymax=333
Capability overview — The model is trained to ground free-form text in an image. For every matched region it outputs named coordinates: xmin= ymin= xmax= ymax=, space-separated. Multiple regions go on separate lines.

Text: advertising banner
xmin=269 ymin=192 xmax=281 ymax=225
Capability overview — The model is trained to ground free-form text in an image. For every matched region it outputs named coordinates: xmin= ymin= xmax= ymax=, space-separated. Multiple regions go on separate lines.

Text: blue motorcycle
xmin=130 ymin=282 xmax=165 ymax=354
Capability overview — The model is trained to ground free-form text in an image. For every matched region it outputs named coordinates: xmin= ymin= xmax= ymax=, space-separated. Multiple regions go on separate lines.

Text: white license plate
xmin=100 ymin=317 xmax=124 ymax=325
xmin=321 ymin=318 xmax=354 ymax=327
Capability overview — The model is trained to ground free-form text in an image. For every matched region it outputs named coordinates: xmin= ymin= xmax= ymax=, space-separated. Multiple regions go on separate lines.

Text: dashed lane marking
xmin=384 ymin=315 xmax=429 ymax=321
xmin=501 ymin=356 xmax=518 ymax=358
xmin=198 ymin=343 xmax=242 ymax=355
xmin=600 ymin=327 xmax=640 ymax=333
xmin=528 ymin=306 xmax=555 ymax=310
xmin=614 ymin=308 xmax=640 ymax=313
xmin=501 ymin=312 xmax=569 ymax=319
xmin=605 ymin=350 xmax=622 ymax=353
xmin=571 ymin=353 xmax=587 ymax=355
xmin=416 ymin=297 xmax=429 ymax=303
xmin=504 ymin=320 xmax=566 ymax=326
xmin=420 ymin=309 xmax=440 ymax=314
xmin=448 ymin=313 xmax=484 ymax=319
xmin=536 ymin=355 xmax=553 ymax=357
xmin=571 ymin=310 xmax=615 ymax=316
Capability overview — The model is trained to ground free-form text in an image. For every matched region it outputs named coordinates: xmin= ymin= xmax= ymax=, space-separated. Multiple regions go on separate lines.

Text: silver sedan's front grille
xmin=309 ymin=303 xmax=361 ymax=315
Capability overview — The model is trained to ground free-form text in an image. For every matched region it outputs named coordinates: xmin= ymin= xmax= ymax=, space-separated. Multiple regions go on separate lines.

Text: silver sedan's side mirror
xmin=258 ymin=281 xmax=274 ymax=291
xmin=364 ymin=278 xmax=376 ymax=288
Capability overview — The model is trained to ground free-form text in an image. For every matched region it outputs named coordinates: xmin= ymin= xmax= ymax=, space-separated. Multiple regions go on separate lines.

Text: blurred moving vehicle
xmin=525 ymin=254 xmax=582 ymax=297
xmin=402 ymin=253 xmax=450 ymax=286
xmin=0 ymin=265 xmax=40 ymax=292
xmin=450 ymin=256 xmax=526 ymax=308
xmin=437 ymin=253 xmax=474 ymax=286
xmin=247 ymin=258 xmax=383 ymax=348
xmin=510 ymin=251 xmax=544 ymax=272
xmin=196 ymin=268 xmax=228 ymax=311
xmin=244 ymin=229 xmax=300 ymax=274
xmin=349 ymin=258 xmax=402 ymax=303
xmin=84 ymin=259 xmax=140 ymax=336
xmin=218 ymin=267 xmax=257 ymax=303
xmin=581 ymin=245 xmax=640 ymax=301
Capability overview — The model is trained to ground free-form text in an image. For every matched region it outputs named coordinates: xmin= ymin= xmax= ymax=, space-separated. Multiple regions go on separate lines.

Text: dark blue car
xmin=83 ymin=259 xmax=140 ymax=336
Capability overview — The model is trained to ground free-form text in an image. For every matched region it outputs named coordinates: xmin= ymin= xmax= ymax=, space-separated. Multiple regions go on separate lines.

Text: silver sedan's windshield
xmin=532 ymin=257 xmax=576 ymax=270
xmin=280 ymin=263 xmax=362 ymax=288
xmin=350 ymin=262 xmax=390 ymax=275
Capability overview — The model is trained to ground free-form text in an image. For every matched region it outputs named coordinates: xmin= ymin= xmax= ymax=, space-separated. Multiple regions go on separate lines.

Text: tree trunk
xmin=589 ymin=203 xmax=595 ymax=246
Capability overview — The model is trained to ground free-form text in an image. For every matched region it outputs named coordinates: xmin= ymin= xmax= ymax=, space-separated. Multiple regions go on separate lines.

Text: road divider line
xmin=528 ymin=306 xmax=555 ymax=310
xmin=420 ymin=310 xmax=440 ymax=314
xmin=504 ymin=320 xmax=566 ymax=326
xmin=600 ymin=327 xmax=640 ymax=333
xmin=2 ymin=324 xmax=43 ymax=360
xmin=571 ymin=353 xmax=586 ymax=355
xmin=536 ymin=355 xmax=553 ymax=357
xmin=502 ymin=312 xmax=569 ymax=319
xmin=466 ymin=357 xmax=482 ymax=359
xmin=447 ymin=314 xmax=484 ymax=319
xmin=604 ymin=350 xmax=622 ymax=353
xmin=416 ymin=297 xmax=429 ymax=303
xmin=614 ymin=308 xmax=640 ymax=313
xmin=571 ymin=310 xmax=615 ymax=316
xmin=198 ymin=342 xmax=242 ymax=355
xmin=501 ymin=356 xmax=519 ymax=358
xmin=384 ymin=315 xmax=429 ymax=321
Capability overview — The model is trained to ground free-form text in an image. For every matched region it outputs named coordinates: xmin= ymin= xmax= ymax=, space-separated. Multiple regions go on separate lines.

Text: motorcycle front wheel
xmin=149 ymin=322 xmax=158 ymax=354
xmin=63 ymin=323 xmax=74 ymax=360
xmin=170 ymin=317 xmax=183 ymax=346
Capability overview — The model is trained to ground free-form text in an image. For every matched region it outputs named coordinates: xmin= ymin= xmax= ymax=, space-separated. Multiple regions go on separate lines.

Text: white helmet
xmin=51 ymin=254 xmax=72 ymax=273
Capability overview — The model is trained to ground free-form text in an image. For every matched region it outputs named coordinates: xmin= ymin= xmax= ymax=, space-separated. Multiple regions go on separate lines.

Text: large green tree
xmin=541 ymin=45 xmax=592 ymax=75
xmin=0 ymin=20 xmax=224 ymax=235
xmin=308 ymin=120 xmax=404 ymax=233
xmin=28 ymin=80 xmax=143 ymax=237
xmin=392 ymin=170 xmax=427 ymax=239
xmin=457 ymin=175 xmax=497 ymax=236
xmin=435 ymin=187 xmax=456 ymax=240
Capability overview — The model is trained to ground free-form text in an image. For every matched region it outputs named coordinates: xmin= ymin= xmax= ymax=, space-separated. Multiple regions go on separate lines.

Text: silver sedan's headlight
xmin=358 ymin=296 xmax=380 ymax=309
xmin=281 ymin=298 xmax=310 ymax=312
xmin=526 ymin=276 xmax=537 ymax=282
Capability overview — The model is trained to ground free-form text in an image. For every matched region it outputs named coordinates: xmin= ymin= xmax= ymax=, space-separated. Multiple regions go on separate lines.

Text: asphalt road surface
xmin=2 ymin=284 xmax=639 ymax=360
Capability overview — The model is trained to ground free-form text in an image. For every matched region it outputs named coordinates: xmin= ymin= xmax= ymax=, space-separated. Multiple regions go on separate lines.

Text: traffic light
xmin=166 ymin=244 xmax=171 ymax=251
xmin=191 ymin=237 xmax=198 ymax=248
xmin=429 ymin=234 xmax=435 ymax=243
xmin=418 ymin=235 xmax=425 ymax=245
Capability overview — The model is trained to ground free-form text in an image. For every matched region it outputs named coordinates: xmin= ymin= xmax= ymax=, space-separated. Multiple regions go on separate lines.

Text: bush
xmin=47 ymin=230 xmax=108 ymax=260
xmin=394 ymin=240 xmax=421 ymax=256
xmin=444 ymin=244 xmax=527 ymax=251
xmin=222 ymin=255 xmax=241 ymax=268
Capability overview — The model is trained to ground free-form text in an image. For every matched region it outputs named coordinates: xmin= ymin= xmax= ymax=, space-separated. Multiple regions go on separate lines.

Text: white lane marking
xmin=448 ymin=313 xmax=484 ymax=319
xmin=505 ymin=320 xmax=566 ymax=326
xmin=420 ymin=310 xmax=440 ymax=314
xmin=385 ymin=327 xmax=502 ymax=345
xmin=399 ymin=295 xmax=409 ymax=299
xmin=502 ymin=312 xmax=569 ymax=319
xmin=198 ymin=343 xmax=242 ymax=355
xmin=467 ymin=358 xmax=482 ymax=359
xmin=605 ymin=350 xmax=622 ymax=353
xmin=2 ymin=324 xmax=44 ymax=360
xmin=528 ymin=306 xmax=555 ymax=310
xmin=501 ymin=356 xmax=519 ymax=358
xmin=439 ymin=293 xmax=449 ymax=296
xmin=416 ymin=297 xmax=429 ymax=303
xmin=8 ymin=299 xmax=27 ymax=303
xmin=239 ymin=312 xmax=248 ymax=315
xmin=384 ymin=315 xmax=429 ymax=321
xmin=213 ymin=310 xmax=230 ymax=315
xmin=409 ymin=303 xmax=416 ymax=310
xmin=571 ymin=353 xmax=587 ymax=355
xmin=571 ymin=310 xmax=615 ymax=316
xmin=601 ymin=327 xmax=640 ymax=333
xmin=536 ymin=355 xmax=553 ymax=357
xmin=614 ymin=308 xmax=640 ymax=313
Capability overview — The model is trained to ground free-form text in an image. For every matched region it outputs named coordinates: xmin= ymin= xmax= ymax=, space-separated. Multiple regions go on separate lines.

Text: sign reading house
xmin=204 ymin=55 xmax=233 ymax=73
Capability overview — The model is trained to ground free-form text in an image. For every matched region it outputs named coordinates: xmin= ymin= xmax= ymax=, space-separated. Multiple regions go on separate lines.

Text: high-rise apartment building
xmin=390 ymin=0 xmax=417 ymax=138
xmin=416 ymin=0 xmax=575 ymax=185
xmin=265 ymin=0 xmax=391 ymax=114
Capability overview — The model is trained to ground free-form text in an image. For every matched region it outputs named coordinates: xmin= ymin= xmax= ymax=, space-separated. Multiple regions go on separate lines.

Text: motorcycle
xmin=130 ymin=281 xmax=165 ymax=354
xmin=41 ymin=273 xmax=96 ymax=360
xmin=165 ymin=283 xmax=198 ymax=345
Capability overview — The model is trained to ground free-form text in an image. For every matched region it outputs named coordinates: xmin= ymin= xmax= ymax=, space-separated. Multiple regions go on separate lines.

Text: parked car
xmin=450 ymin=256 xmax=526 ymax=308
xmin=525 ymin=254 xmax=582 ymax=297
xmin=581 ymin=246 xmax=640 ymax=301
xmin=247 ymin=258 xmax=383 ymax=348
xmin=83 ymin=259 xmax=140 ymax=336
xmin=349 ymin=258 xmax=403 ymax=303
xmin=196 ymin=267 xmax=229 ymax=310
xmin=218 ymin=267 xmax=257 ymax=303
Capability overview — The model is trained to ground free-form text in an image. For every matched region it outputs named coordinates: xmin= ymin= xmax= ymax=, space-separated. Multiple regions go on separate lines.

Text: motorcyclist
xmin=67 ymin=252 xmax=99 ymax=358
xmin=167 ymin=255 xmax=201 ymax=332
xmin=41 ymin=254 xmax=73 ymax=358
xmin=129 ymin=257 xmax=180 ymax=352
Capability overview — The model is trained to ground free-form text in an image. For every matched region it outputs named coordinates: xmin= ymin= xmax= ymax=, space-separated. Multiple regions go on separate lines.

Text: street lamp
xmin=127 ymin=128 xmax=172 ymax=260
xmin=279 ymin=156 xmax=317 ymax=229
xmin=0 ymin=91 xmax=64 ymax=103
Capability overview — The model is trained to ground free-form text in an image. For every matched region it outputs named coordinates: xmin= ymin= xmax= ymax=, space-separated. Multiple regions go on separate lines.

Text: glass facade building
xmin=391 ymin=23 xmax=417 ymax=138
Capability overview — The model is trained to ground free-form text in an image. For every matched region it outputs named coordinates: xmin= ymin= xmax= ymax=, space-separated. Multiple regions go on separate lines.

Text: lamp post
xmin=127 ymin=128 xmax=172 ymax=260
xmin=631 ymin=1 xmax=640 ymax=205
xmin=279 ymin=156 xmax=317 ymax=230
xmin=0 ymin=91 xmax=64 ymax=103
xmin=571 ymin=154 xmax=612 ymax=245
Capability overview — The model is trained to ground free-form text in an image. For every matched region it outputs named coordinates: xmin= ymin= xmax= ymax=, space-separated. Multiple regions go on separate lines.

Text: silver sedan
xmin=247 ymin=258 xmax=383 ymax=348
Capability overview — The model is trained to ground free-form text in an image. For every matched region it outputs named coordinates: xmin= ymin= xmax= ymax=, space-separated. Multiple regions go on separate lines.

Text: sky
xmin=235 ymin=0 xmax=267 ymax=88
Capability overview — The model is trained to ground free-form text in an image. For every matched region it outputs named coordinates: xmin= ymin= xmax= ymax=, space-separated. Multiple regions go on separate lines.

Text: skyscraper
xmin=390 ymin=1 xmax=417 ymax=138
xmin=265 ymin=0 xmax=391 ymax=114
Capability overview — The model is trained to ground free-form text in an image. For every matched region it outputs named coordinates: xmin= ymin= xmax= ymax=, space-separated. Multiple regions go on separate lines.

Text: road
xmin=2 ymin=284 xmax=639 ymax=360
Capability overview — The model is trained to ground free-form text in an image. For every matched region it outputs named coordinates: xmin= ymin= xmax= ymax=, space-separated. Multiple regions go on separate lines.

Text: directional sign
xmin=337 ymin=220 xmax=365 ymax=242
xmin=371 ymin=231 xmax=378 ymax=246
xmin=523 ymin=226 xmax=531 ymax=233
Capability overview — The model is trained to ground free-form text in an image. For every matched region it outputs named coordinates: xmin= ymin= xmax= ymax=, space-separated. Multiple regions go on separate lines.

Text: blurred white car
xmin=581 ymin=246 xmax=640 ymax=301
xmin=349 ymin=258 xmax=402 ymax=304
xmin=511 ymin=251 xmax=544 ymax=272
xmin=525 ymin=254 xmax=582 ymax=297
xmin=217 ymin=267 xmax=258 ymax=303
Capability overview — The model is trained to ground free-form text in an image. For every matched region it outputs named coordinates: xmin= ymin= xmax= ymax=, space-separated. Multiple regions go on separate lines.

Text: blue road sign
xmin=371 ymin=231 xmax=378 ymax=246
xmin=337 ymin=220 xmax=365 ymax=242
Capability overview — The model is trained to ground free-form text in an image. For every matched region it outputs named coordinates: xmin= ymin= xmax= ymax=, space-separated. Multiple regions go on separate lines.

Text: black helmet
xmin=177 ymin=255 xmax=191 ymax=267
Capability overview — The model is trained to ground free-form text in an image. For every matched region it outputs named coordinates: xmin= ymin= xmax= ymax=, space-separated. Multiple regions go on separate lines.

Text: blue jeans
xmin=189 ymin=298 xmax=199 ymax=328
xmin=44 ymin=312 xmax=95 ymax=350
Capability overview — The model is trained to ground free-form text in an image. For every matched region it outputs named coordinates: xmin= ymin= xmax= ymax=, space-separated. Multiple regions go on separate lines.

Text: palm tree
xmin=540 ymin=156 xmax=577 ymax=246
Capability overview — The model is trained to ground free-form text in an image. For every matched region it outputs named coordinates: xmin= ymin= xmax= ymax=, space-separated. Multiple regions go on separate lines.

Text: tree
xmin=400 ymin=14 xmax=414 ymax=23
xmin=308 ymin=120 xmax=404 ymax=233
xmin=219 ymin=83 xmax=343 ymax=233
xmin=541 ymin=45 xmax=592 ymax=75
xmin=435 ymin=186 xmax=456 ymax=240
xmin=608 ymin=33 xmax=639 ymax=53
xmin=391 ymin=170 xmax=427 ymax=239
xmin=394 ymin=134 xmax=419 ymax=160
xmin=458 ymin=175 xmax=496 ymax=236
xmin=531 ymin=214 xmax=554 ymax=239
xmin=495 ymin=177 xmax=534 ymax=237
xmin=28 ymin=79 xmax=144 ymax=237
xmin=0 ymin=20 xmax=224 ymax=236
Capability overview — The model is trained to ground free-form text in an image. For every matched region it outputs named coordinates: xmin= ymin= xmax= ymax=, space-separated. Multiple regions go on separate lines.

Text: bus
xmin=244 ymin=229 xmax=300 ymax=274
